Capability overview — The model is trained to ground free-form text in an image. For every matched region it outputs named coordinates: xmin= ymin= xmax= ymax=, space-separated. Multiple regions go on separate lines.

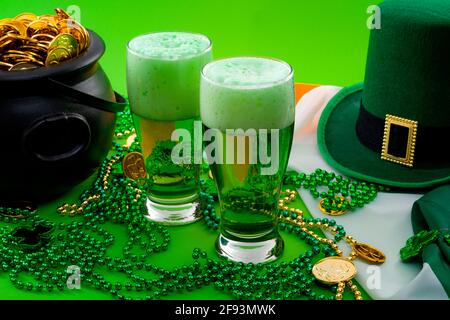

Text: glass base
xmin=216 ymin=233 xmax=284 ymax=264
xmin=144 ymin=198 xmax=202 ymax=225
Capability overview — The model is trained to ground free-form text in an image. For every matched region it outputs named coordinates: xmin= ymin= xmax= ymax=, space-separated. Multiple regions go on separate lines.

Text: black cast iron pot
xmin=0 ymin=30 xmax=126 ymax=203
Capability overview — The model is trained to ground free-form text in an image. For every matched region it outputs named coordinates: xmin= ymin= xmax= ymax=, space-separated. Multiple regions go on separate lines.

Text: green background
xmin=5 ymin=0 xmax=380 ymax=93
xmin=1 ymin=0 xmax=379 ymax=300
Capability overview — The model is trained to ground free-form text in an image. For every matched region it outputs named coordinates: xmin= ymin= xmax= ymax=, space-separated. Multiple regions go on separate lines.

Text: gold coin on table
xmin=122 ymin=152 xmax=147 ymax=180
xmin=312 ymin=256 xmax=357 ymax=285
xmin=318 ymin=196 xmax=349 ymax=216
xmin=353 ymin=242 xmax=386 ymax=264
xmin=49 ymin=33 xmax=78 ymax=56
xmin=9 ymin=61 xmax=40 ymax=71
xmin=45 ymin=46 xmax=71 ymax=66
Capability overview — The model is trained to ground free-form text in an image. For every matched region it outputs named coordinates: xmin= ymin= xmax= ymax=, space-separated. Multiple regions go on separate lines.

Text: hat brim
xmin=317 ymin=83 xmax=450 ymax=189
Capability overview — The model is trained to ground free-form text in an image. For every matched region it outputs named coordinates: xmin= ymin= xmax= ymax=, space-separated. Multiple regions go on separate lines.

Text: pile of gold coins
xmin=0 ymin=8 xmax=90 ymax=71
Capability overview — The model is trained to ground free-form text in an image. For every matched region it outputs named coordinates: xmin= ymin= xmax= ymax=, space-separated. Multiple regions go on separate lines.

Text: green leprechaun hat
xmin=318 ymin=0 xmax=450 ymax=189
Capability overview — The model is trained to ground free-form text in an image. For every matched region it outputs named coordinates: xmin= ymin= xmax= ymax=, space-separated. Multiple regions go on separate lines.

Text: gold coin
xmin=2 ymin=9 xmax=90 ymax=71
xmin=0 ymin=33 xmax=34 ymax=42
xmin=318 ymin=196 xmax=349 ymax=216
xmin=57 ymin=19 xmax=87 ymax=50
xmin=31 ymin=33 xmax=55 ymax=41
xmin=2 ymin=20 xmax=27 ymax=36
xmin=0 ymin=33 xmax=29 ymax=50
xmin=38 ymin=15 xmax=58 ymax=25
xmin=81 ymin=26 xmax=90 ymax=50
xmin=0 ymin=61 xmax=13 ymax=70
xmin=49 ymin=33 xmax=78 ymax=57
xmin=55 ymin=8 xmax=71 ymax=20
xmin=0 ymin=18 xmax=13 ymax=25
xmin=312 ymin=257 xmax=357 ymax=285
xmin=25 ymin=55 xmax=44 ymax=65
xmin=4 ymin=49 xmax=26 ymax=55
xmin=21 ymin=47 xmax=46 ymax=58
xmin=22 ymin=43 xmax=47 ymax=54
xmin=36 ymin=40 xmax=52 ymax=47
xmin=0 ymin=39 xmax=14 ymax=50
xmin=14 ymin=13 xmax=37 ymax=24
xmin=26 ymin=20 xmax=48 ymax=36
xmin=2 ymin=50 xmax=29 ymax=62
xmin=0 ymin=23 xmax=19 ymax=37
xmin=9 ymin=61 xmax=39 ymax=71
xmin=122 ymin=152 xmax=147 ymax=180
xmin=353 ymin=243 xmax=386 ymax=264
xmin=22 ymin=50 xmax=44 ymax=60
xmin=26 ymin=20 xmax=58 ymax=37
xmin=1 ymin=52 xmax=30 ymax=62
xmin=11 ymin=20 xmax=27 ymax=35
xmin=45 ymin=46 xmax=71 ymax=66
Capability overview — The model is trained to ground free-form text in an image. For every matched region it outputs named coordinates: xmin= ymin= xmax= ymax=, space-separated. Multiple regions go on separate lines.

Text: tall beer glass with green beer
xmin=127 ymin=32 xmax=212 ymax=224
xmin=200 ymin=57 xmax=295 ymax=263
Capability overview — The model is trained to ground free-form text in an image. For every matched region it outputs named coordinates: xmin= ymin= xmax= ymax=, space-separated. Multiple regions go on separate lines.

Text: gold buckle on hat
xmin=381 ymin=115 xmax=418 ymax=167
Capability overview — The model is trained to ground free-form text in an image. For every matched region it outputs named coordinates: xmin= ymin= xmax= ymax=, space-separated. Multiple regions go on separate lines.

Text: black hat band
xmin=356 ymin=102 xmax=450 ymax=167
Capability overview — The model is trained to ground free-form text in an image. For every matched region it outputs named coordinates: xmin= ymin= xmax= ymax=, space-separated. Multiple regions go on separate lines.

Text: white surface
xmin=390 ymin=263 xmax=448 ymax=300
xmin=289 ymin=86 xmax=448 ymax=300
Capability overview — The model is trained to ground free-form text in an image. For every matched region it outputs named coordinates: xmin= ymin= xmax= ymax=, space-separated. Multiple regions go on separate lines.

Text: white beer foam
xmin=128 ymin=32 xmax=211 ymax=60
xmin=127 ymin=32 xmax=212 ymax=120
xmin=200 ymin=57 xmax=295 ymax=130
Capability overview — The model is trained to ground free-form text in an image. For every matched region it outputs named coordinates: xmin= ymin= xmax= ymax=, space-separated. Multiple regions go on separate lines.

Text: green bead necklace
xmin=283 ymin=170 xmax=387 ymax=215
xmin=0 ymin=104 xmax=382 ymax=300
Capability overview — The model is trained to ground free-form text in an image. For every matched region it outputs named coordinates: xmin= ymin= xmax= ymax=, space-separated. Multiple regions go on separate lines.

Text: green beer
xmin=127 ymin=32 xmax=212 ymax=224
xmin=200 ymin=57 xmax=295 ymax=263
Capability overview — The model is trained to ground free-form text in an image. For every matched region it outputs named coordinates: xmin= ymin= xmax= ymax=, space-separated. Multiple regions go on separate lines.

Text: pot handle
xmin=23 ymin=113 xmax=92 ymax=163
xmin=47 ymin=77 xmax=126 ymax=113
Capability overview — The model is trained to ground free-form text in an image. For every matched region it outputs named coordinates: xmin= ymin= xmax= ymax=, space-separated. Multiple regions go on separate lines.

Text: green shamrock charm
xmin=444 ymin=234 xmax=450 ymax=246
xmin=11 ymin=222 xmax=54 ymax=251
xmin=400 ymin=230 xmax=440 ymax=261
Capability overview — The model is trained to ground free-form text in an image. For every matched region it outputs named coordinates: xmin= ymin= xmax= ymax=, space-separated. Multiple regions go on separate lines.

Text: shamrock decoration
xmin=444 ymin=234 xmax=450 ymax=246
xmin=400 ymin=230 xmax=440 ymax=261
xmin=11 ymin=222 xmax=54 ymax=251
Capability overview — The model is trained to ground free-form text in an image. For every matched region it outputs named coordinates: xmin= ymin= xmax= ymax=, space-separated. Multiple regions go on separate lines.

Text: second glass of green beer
xmin=200 ymin=57 xmax=295 ymax=263
xmin=127 ymin=32 xmax=212 ymax=224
